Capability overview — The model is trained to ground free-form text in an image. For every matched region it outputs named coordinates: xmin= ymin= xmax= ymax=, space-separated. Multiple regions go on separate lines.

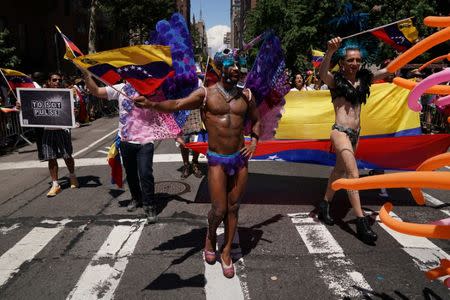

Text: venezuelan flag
xmin=371 ymin=18 xmax=418 ymax=52
xmin=55 ymin=26 xmax=84 ymax=60
xmin=0 ymin=68 xmax=35 ymax=90
xmin=276 ymin=83 xmax=421 ymax=139
xmin=73 ymin=45 xmax=175 ymax=95
xmin=189 ymin=134 xmax=450 ymax=171
xmin=311 ymin=49 xmax=325 ymax=68
xmin=107 ymin=137 xmax=123 ymax=188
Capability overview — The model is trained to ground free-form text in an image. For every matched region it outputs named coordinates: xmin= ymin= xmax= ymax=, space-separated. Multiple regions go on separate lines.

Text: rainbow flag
xmin=107 ymin=137 xmax=123 ymax=188
xmin=0 ymin=68 xmax=35 ymax=90
xmin=73 ymin=45 xmax=175 ymax=95
xmin=370 ymin=18 xmax=418 ymax=52
xmin=55 ymin=26 xmax=84 ymax=60
xmin=311 ymin=49 xmax=325 ymax=68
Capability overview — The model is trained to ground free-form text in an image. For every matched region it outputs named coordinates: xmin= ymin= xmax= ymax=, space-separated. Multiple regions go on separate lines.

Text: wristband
xmin=250 ymin=132 xmax=259 ymax=141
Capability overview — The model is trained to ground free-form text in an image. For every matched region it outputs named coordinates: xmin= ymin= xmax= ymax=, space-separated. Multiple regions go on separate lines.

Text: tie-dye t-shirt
xmin=106 ymin=83 xmax=181 ymax=144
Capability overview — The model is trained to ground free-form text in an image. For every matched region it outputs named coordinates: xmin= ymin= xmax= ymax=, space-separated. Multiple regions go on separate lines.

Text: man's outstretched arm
xmin=133 ymin=87 xmax=205 ymax=112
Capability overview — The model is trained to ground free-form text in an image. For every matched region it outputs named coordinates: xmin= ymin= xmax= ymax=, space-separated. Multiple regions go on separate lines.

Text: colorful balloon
xmin=331 ymin=171 xmax=450 ymax=191
xmin=410 ymin=152 xmax=450 ymax=205
xmin=418 ymin=54 xmax=449 ymax=71
xmin=392 ymin=77 xmax=450 ymax=95
xmin=407 ymin=68 xmax=450 ymax=111
xmin=424 ymin=16 xmax=450 ymax=27
xmin=379 ymin=202 xmax=450 ymax=239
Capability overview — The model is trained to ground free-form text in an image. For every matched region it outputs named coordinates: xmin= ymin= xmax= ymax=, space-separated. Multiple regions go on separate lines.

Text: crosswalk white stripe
xmin=0 ymin=220 xmax=69 ymax=287
xmin=289 ymin=213 xmax=373 ymax=298
xmin=0 ymin=224 xmax=20 ymax=235
xmin=0 ymin=154 xmax=208 ymax=171
xmin=67 ymin=220 xmax=145 ymax=300
xmin=204 ymin=227 xmax=248 ymax=300
xmin=376 ymin=212 xmax=450 ymax=281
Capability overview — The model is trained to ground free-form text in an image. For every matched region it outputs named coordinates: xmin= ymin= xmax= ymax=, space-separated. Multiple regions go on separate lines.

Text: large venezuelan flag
xmin=276 ymin=83 xmax=421 ymax=139
xmin=0 ymin=68 xmax=35 ymax=90
xmin=187 ymin=83 xmax=450 ymax=171
xmin=73 ymin=45 xmax=174 ymax=95
xmin=189 ymin=135 xmax=450 ymax=171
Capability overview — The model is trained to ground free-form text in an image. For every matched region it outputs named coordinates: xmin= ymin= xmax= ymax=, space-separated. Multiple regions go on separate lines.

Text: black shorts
xmin=41 ymin=129 xmax=73 ymax=161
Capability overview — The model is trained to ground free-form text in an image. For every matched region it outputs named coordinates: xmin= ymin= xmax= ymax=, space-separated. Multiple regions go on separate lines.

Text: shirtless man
xmin=134 ymin=48 xmax=261 ymax=278
xmin=318 ymin=37 xmax=389 ymax=243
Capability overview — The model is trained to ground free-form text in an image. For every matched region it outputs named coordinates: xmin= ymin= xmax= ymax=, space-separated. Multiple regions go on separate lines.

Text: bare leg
xmin=222 ymin=165 xmax=248 ymax=266
xmin=48 ymin=159 xmax=58 ymax=181
xmin=205 ymin=165 xmax=228 ymax=252
xmin=63 ymin=157 xmax=75 ymax=174
xmin=329 ymin=131 xmax=364 ymax=217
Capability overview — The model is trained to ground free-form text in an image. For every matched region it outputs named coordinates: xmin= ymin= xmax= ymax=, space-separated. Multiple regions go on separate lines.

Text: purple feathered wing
xmin=245 ymin=31 xmax=290 ymax=140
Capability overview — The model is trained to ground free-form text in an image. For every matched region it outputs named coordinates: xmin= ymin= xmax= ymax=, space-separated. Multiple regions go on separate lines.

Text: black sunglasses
xmin=51 ymin=78 xmax=61 ymax=82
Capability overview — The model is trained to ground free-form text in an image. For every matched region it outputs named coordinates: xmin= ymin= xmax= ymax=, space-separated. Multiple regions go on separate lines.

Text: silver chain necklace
xmin=216 ymin=83 xmax=238 ymax=102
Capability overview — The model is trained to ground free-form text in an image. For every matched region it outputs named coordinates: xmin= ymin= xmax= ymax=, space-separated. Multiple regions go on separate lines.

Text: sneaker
xmin=127 ymin=200 xmax=143 ymax=212
xmin=192 ymin=163 xmax=203 ymax=178
xmin=144 ymin=206 xmax=158 ymax=224
xmin=47 ymin=185 xmax=62 ymax=197
xmin=70 ymin=177 xmax=79 ymax=189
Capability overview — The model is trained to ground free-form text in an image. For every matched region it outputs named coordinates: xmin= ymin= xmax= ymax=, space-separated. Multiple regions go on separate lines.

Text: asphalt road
xmin=0 ymin=116 xmax=449 ymax=299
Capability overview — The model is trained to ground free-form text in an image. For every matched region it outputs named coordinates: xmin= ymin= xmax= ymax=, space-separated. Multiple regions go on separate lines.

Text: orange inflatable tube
xmin=331 ymin=171 xmax=450 ymax=191
xmin=387 ymin=27 xmax=450 ymax=73
xmin=418 ymin=54 xmax=449 ymax=71
xmin=392 ymin=77 xmax=450 ymax=95
xmin=424 ymin=16 xmax=450 ymax=27
xmin=426 ymin=259 xmax=450 ymax=280
xmin=411 ymin=153 xmax=450 ymax=205
xmin=379 ymin=202 xmax=450 ymax=239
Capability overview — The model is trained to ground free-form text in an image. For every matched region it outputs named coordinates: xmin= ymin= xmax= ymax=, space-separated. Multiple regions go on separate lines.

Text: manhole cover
xmin=155 ymin=181 xmax=190 ymax=195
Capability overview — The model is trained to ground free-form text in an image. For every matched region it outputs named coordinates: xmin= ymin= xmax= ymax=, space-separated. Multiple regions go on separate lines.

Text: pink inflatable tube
xmin=407 ymin=68 xmax=450 ymax=112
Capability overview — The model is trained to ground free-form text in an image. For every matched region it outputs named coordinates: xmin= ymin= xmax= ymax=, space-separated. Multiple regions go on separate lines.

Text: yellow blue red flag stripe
xmin=73 ymin=45 xmax=174 ymax=95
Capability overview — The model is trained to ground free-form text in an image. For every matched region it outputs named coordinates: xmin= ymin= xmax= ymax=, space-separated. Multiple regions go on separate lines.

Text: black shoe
xmin=356 ymin=216 xmax=378 ymax=242
xmin=317 ymin=199 xmax=334 ymax=226
xmin=127 ymin=200 xmax=143 ymax=212
xmin=192 ymin=163 xmax=203 ymax=178
xmin=144 ymin=206 xmax=158 ymax=224
xmin=180 ymin=164 xmax=191 ymax=179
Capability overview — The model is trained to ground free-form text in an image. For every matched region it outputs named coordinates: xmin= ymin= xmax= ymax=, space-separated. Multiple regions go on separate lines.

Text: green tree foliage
xmin=246 ymin=0 xmax=445 ymax=73
xmin=0 ymin=29 xmax=20 ymax=68
xmin=100 ymin=0 xmax=176 ymax=44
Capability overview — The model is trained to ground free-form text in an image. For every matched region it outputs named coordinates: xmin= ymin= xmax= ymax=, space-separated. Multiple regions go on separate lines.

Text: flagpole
xmin=72 ymin=61 xmax=131 ymax=99
xmin=202 ymin=56 xmax=210 ymax=86
xmin=242 ymin=32 xmax=266 ymax=52
xmin=55 ymin=26 xmax=131 ymax=99
xmin=0 ymin=69 xmax=19 ymax=103
xmin=341 ymin=17 xmax=413 ymax=40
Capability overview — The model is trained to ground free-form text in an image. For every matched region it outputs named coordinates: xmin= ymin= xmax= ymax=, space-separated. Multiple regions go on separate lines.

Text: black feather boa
xmin=332 ymin=69 xmax=373 ymax=105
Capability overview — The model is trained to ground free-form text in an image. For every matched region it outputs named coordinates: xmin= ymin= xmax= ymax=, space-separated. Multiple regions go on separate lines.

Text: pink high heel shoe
xmin=204 ymin=234 xmax=216 ymax=265
xmin=220 ymin=254 xmax=235 ymax=278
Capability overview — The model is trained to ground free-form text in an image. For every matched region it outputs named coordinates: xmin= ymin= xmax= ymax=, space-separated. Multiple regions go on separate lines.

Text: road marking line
xmin=0 ymin=154 xmax=208 ymax=171
xmin=96 ymin=150 xmax=109 ymax=155
xmin=376 ymin=212 xmax=450 ymax=282
xmin=204 ymin=227 xmax=248 ymax=300
xmin=67 ymin=219 xmax=145 ymax=300
xmin=289 ymin=213 xmax=372 ymax=298
xmin=0 ymin=223 xmax=20 ymax=235
xmin=72 ymin=128 xmax=118 ymax=158
xmin=0 ymin=220 xmax=70 ymax=287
